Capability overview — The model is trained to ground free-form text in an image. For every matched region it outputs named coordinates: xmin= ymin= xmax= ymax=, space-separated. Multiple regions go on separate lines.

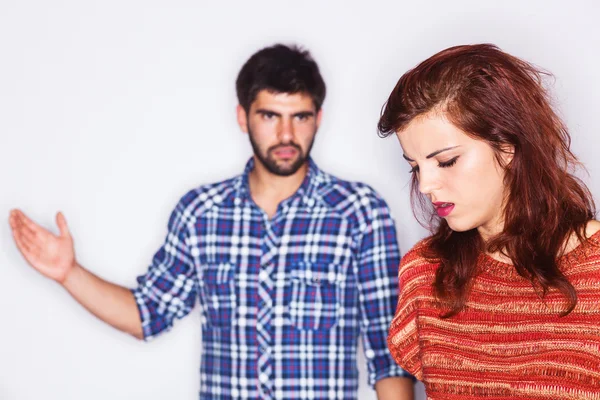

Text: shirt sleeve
xmin=353 ymin=190 xmax=415 ymax=386
xmin=131 ymin=199 xmax=199 ymax=340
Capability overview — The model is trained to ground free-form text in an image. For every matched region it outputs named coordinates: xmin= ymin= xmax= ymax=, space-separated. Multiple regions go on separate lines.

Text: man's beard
xmin=247 ymin=126 xmax=315 ymax=177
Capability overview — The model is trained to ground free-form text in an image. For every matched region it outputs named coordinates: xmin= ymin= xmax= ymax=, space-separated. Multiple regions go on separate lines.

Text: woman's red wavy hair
xmin=378 ymin=44 xmax=596 ymax=316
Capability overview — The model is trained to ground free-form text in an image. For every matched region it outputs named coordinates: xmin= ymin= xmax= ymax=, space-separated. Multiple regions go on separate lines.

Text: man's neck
xmin=248 ymin=157 xmax=309 ymax=218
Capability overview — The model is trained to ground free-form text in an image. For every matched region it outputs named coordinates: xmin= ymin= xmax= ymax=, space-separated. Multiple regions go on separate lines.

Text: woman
xmin=380 ymin=44 xmax=600 ymax=399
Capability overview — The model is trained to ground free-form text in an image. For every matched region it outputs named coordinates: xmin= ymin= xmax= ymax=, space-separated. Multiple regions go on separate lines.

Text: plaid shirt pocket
xmin=288 ymin=262 xmax=340 ymax=331
xmin=202 ymin=262 xmax=236 ymax=329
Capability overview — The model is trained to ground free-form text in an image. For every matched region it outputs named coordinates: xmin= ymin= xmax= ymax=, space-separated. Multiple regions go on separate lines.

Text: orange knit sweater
xmin=388 ymin=232 xmax=600 ymax=399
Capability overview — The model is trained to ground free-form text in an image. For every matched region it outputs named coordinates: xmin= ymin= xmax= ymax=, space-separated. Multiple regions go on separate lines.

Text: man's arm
xmin=9 ymin=209 xmax=143 ymax=339
xmin=375 ymin=377 xmax=414 ymax=400
xmin=62 ymin=263 xmax=143 ymax=339
xmin=353 ymin=189 xmax=415 ymax=396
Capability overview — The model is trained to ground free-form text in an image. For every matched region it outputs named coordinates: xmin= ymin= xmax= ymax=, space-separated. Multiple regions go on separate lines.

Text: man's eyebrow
xmin=293 ymin=111 xmax=315 ymax=117
xmin=254 ymin=109 xmax=316 ymax=118
xmin=255 ymin=109 xmax=281 ymax=116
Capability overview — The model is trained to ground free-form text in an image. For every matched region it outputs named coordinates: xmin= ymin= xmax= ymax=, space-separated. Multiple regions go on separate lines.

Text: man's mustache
xmin=268 ymin=143 xmax=302 ymax=153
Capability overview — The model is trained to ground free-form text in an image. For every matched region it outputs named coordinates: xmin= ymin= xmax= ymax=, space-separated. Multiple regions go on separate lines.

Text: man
xmin=9 ymin=44 xmax=414 ymax=399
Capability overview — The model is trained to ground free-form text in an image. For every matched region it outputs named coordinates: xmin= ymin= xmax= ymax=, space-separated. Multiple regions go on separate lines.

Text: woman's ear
xmin=500 ymin=144 xmax=515 ymax=167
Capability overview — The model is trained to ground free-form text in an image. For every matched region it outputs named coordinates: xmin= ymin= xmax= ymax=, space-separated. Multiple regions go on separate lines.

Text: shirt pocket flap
xmin=290 ymin=261 xmax=343 ymax=285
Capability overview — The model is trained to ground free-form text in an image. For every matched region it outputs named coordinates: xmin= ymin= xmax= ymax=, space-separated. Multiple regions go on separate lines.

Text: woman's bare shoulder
xmin=563 ymin=220 xmax=600 ymax=254
xmin=585 ymin=220 xmax=600 ymax=237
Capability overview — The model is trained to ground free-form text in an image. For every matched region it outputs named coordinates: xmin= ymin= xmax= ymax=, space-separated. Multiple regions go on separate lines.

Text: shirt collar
xmin=236 ymin=157 xmax=322 ymax=207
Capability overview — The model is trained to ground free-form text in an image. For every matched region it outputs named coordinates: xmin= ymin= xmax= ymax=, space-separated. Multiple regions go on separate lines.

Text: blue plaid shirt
xmin=132 ymin=158 xmax=411 ymax=399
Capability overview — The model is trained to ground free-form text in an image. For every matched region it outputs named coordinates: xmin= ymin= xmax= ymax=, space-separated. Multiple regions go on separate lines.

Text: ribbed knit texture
xmin=388 ymin=231 xmax=600 ymax=399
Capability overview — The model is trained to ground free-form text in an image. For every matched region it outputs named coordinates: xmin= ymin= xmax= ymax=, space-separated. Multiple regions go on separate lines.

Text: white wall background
xmin=1 ymin=1 xmax=598 ymax=399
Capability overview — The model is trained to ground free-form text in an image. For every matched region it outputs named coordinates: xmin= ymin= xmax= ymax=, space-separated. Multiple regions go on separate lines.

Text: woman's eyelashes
xmin=408 ymin=156 xmax=460 ymax=174
xmin=438 ymin=156 xmax=459 ymax=168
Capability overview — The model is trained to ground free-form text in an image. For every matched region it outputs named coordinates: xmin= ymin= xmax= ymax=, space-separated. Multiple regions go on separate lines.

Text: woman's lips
xmin=433 ymin=202 xmax=455 ymax=217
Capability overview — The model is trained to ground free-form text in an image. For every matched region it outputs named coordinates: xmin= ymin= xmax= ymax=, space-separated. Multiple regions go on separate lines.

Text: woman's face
xmin=397 ymin=112 xmax=510 ymax=239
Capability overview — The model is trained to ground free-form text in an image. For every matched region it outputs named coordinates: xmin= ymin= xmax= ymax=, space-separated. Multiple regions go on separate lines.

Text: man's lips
xmin=272 ymin=146 xmax=299 ymax=159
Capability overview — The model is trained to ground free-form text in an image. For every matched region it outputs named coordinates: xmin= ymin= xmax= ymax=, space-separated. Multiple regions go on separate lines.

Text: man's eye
xmin=295 ymin=114 xmax=312 ymax=122
xmin=409 ymin=165 xmax=419 ymax=174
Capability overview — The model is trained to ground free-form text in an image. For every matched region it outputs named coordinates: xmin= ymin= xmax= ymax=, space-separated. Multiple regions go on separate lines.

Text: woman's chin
xmin=445 ymin=218 xmax=476 ymax=233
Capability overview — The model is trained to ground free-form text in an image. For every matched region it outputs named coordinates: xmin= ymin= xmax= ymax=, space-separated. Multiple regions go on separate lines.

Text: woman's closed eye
xmin=438 ymin=156 xmax=459 ymax=168
xmin=408 ymin=156 xmax=460 ymax=174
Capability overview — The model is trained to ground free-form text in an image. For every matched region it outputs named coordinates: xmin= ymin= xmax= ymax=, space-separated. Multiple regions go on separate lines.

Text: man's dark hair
xmin=236 ymin=44 xmax=326 ymax=113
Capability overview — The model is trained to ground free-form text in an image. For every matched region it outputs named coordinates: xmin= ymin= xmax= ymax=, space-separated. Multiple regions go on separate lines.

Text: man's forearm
xmin=375 ymin=376 xmax=414 ymax=400
xmin=61 ymin=263 xmax=144 ymax=339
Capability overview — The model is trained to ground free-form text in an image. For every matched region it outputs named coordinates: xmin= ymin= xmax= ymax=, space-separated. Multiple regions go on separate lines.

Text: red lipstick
xmin=433 ymin=202 xmax=455 ymax=217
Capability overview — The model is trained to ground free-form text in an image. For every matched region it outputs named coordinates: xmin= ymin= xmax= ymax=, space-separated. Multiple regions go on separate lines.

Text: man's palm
xmin=9 ymin=210 xmax=76 ymax=283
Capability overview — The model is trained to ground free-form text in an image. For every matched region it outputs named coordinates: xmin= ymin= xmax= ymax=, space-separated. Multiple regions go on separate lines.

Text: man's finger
xmin=13 ymin=210 xmax=49 ymax=237
xmin=13 ymin=227 xmax=36 ymax=259
xmin=56 ymin=212 xmax=71 ymax=238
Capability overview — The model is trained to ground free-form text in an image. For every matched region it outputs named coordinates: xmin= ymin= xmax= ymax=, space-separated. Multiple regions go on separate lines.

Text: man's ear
xmin=315 ymin=108 xmax=323 ymax=129
xmin=236 ymin=104 xmax=248 ymax=133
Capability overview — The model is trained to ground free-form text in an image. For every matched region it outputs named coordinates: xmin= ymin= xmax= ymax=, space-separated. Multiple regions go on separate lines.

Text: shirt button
xmin=259 ymin=270 xmax=268 ymax=281
xmin=259 ymin=373 xmax=269 ymax=383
